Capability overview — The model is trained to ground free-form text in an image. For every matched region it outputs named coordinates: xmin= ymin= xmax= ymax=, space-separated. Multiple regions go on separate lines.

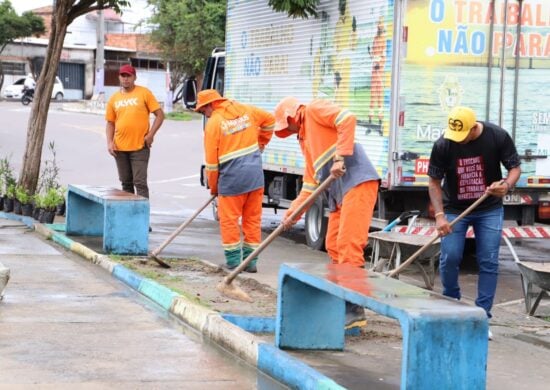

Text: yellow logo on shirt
xmin=221 ymin=114 xmax=251 ymax=135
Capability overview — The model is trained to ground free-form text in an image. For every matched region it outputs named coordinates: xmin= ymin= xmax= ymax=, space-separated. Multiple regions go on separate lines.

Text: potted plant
xmin=15 ymin=185 xmax=33 ymax=217
xmin=56 ymin=186 xmax=67 ymax=216
xmin=4 ymin=182 xmax=16 ymax=213
xmin=0 ymin=156 xmax=16 ymax=212
xmin=40 ymin=187 xmax=63 ymax=224
xmin=37 ymin=142 xmax=61 ymax=195
xmin=33 ymin=193 xmax=44 ymax=220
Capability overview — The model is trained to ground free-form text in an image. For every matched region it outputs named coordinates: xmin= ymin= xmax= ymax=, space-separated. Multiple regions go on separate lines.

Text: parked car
xmin=2 ymin=76 xmax=65 ymax=100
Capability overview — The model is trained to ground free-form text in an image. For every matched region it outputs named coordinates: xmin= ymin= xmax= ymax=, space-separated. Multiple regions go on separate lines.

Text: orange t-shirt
xmin=105 ymin=85 xmax=161 ymax=151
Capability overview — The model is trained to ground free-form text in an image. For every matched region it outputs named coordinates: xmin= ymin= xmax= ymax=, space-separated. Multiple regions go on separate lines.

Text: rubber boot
xmin=224 ymin=248 xmax=241 ymax=270
xmin=242 ymin=246 xmax=258 ymax=273
xmin=345 ymin=302 xmax=366 ymax=328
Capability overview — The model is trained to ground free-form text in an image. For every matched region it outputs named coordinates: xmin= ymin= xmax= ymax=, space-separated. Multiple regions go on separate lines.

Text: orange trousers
xmin=326 ymin=180 xmax=379 ymax=267
xmin=218 ymin=187 xmax=263 ymax=254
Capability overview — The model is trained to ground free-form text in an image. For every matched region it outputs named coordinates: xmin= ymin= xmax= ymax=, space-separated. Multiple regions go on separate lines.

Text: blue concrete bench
xmin=66 ymin=184 xmax=149 ymax=255
xmin=276 ymin=263 xmax=488 ymax=390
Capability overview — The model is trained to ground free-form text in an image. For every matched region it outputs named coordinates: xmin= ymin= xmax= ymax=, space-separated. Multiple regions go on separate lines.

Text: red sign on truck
xmin=414 ymin=158 xmax=429 ymax=175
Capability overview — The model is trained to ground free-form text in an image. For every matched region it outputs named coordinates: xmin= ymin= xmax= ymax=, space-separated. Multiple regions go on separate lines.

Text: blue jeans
xmin=439 ymin=207 xmax=503 ymax=318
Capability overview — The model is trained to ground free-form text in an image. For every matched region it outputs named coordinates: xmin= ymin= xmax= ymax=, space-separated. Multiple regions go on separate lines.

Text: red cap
xmin=119 ymin=64 xmax=136 ymax=76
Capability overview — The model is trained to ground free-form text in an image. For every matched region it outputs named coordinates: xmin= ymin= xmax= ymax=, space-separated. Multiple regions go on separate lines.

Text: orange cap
xmin=195 ymin=89 xmax=227 ymax=111
xmin=274 ymin=96 xmax=301 ymax=138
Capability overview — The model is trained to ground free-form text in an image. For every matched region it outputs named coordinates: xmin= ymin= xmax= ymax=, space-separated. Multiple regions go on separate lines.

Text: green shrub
xmin=6 ymin=183 xmax=16 ymax=199
xmin=0 ymin=156 xmax=16 ymax=196
xmin=43 ymin=187 xmax=64 ymax=211
xmin=15 ymin=185 xmax=32 ymax=204
xmin=33 ymin=193 xmax=45 ymax=208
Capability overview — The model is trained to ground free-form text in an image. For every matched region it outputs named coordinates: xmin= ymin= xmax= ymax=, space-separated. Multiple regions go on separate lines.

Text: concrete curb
xmin=0 ymin=212 xmax=341 ymax=389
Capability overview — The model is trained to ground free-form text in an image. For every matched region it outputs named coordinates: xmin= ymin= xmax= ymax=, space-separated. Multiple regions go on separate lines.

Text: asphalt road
xmin=0 ymin=100 xmax=208 ymax=215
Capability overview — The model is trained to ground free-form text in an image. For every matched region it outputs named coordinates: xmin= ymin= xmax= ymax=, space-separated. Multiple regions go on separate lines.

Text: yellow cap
xmin=444 ymin=106 xmax=477 ymax=143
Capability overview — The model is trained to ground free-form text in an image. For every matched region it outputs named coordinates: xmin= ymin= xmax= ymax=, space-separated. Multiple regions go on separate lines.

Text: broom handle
xmin=150 ymin=195 xmax=216 ymax=257
xmin=225 ymin=175 xmax=336 ymax=284
xmin=388 ymin=192 xmax=490 ymax=277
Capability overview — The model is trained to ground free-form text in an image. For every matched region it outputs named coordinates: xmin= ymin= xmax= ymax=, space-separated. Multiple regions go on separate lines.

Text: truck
xmin=184 ymin=0 xmax=550 ymax=250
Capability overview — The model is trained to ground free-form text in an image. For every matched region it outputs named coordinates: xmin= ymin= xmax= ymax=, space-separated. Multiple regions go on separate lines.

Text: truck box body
xmin=202 ymin=0 xmax=549 ymax=233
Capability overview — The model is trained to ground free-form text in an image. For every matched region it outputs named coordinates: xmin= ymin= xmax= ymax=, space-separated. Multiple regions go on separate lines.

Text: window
xmin=2 ymin=62 xmax=26 ymax=76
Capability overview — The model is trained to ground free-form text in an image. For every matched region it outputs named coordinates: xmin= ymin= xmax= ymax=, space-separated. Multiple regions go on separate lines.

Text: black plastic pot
xmin=56 ymin=201 xmax=66 ymax=216
xmin=33 ymin=206 xmax=42 ymax=220
xmin=4 ymin=198 xmax=14 ymax=212
xmin=21 ymin=203 xmax=33 ymax=217
xmin=13 ymin=199 xmax=22 ymax=215
xmin=39 ymin=210 xmax=55 ymax=224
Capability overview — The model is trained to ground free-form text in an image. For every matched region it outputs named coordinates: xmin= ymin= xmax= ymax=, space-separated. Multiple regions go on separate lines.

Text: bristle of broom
xmin=149 ymin=254 xmax=171 ymax=268
xmin=217 ymin=280 xmax=254 ymax=303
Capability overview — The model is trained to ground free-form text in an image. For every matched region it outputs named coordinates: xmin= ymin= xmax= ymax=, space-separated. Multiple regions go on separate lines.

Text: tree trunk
xmin=18 ymin=7 xmax=69 ymax=194
xmin=0 ymin=66 xmax=4 ymax=92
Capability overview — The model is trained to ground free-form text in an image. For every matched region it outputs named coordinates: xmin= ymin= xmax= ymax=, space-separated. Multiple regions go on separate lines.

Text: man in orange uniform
xmin=196 ymin=90 xmax=274 ymax=272
xmin=274 ymin=97 xmax=379 ymax=325
xmin=106 ymin=64 xmax=164 ymax=201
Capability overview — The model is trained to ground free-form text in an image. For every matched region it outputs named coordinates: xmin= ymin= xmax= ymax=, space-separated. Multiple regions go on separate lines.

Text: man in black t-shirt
xmin=428 ymin=106 xmax=521 ymax=339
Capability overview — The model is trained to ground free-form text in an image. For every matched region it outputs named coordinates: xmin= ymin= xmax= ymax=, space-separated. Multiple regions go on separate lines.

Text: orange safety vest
xmin=204 ymin=100 xmax=274 ymax=195
xmin=298 ymin=99 xmax=379 ymax=209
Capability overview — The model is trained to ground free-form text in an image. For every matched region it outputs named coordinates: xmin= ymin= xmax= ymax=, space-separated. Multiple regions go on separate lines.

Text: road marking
xmin=64 ymin=123 xmax=105 ymax=135
xmin=150 ymin=174 xmax=199 ymax=184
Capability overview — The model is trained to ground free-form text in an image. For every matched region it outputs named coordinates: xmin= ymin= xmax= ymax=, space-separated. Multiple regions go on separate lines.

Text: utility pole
xmin=165 ymin=62 xmax=173 ymax=113
xmin=94 ymin=9 xmax=105 ymax=99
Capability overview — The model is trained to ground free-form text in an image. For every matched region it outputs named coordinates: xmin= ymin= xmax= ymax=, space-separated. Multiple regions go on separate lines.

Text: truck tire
xmin=305 ymin=196 xmax=328 ymax=251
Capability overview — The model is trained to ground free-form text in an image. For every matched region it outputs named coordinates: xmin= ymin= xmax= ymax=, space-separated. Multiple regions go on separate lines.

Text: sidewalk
xmin=2 ymin=210 xmax=550 ymax=389
xmin=0 ymin=216 xmax=274 ymax=389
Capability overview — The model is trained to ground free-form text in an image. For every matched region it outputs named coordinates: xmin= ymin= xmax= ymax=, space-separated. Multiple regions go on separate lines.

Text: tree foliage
xmin=0 ymin=0 xmax=45 ymax=89
xmin=19 ymin=0 xmax=130 ymax=194
xmin=0 ymin=0 xmax=45 ymax=51
xmin=268 ymin=0 xmax=320 ymax=19
xmin=147 ymin=0 xmax=225 ymax=87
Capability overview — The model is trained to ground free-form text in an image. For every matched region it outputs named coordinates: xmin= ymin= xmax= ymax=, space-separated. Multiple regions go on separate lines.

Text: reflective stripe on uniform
xmin=219 ymin=144 xmax=259 ymax=165
xmin=205 ymin=162 xmax=218 ymax=172
xmin=335 ymin=109 xmax=352 ymax=126
xmin=313 ymin=143 xmax=336 ymax=178
xmin=222 ymin=241 xmax=242 ymax=251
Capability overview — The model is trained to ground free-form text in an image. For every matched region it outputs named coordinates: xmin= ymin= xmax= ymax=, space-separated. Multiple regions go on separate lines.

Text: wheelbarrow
xmin=368 ymin=231 xmax=440 ymax=290
xmin=367 ymin=210 xmax=440 ymax=290
xmin=503 ymin=235 xmax=550 ymax=316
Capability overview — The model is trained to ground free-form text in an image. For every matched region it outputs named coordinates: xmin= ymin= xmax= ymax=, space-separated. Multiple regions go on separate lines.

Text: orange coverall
xmin=204 ymin=100 xmax=274 ymax=268
xmin=286 ymin=100 xmax=379 ymax=267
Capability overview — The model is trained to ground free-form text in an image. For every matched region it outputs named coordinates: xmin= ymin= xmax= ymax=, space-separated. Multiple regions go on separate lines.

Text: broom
xmin=217 ymin=175 xmax=336 ymax=302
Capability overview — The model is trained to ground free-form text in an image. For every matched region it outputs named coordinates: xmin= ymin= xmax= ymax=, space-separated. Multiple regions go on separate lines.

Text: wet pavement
xmin=67 ymin=206 xmax=550 ymax=389
xmin=0 ymin=218 xmax=284 ymax=389
xmin=148 ymin=210 xmax=550 ymax=389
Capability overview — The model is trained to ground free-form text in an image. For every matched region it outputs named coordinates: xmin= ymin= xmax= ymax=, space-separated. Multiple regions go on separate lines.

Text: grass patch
xmin=105 ymin=256 xmax=211 ymax=308
xmin=165 ymin=111 xmax=200 ymax=121
xmin=108 ymin=254 xmax=132 ymax=262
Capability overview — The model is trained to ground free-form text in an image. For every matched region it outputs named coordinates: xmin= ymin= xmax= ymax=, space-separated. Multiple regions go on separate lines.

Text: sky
xmin=11 ymin=0 xmax=53 ymax=14
xmin=11 ymin=0 xmax=153 ymax=27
